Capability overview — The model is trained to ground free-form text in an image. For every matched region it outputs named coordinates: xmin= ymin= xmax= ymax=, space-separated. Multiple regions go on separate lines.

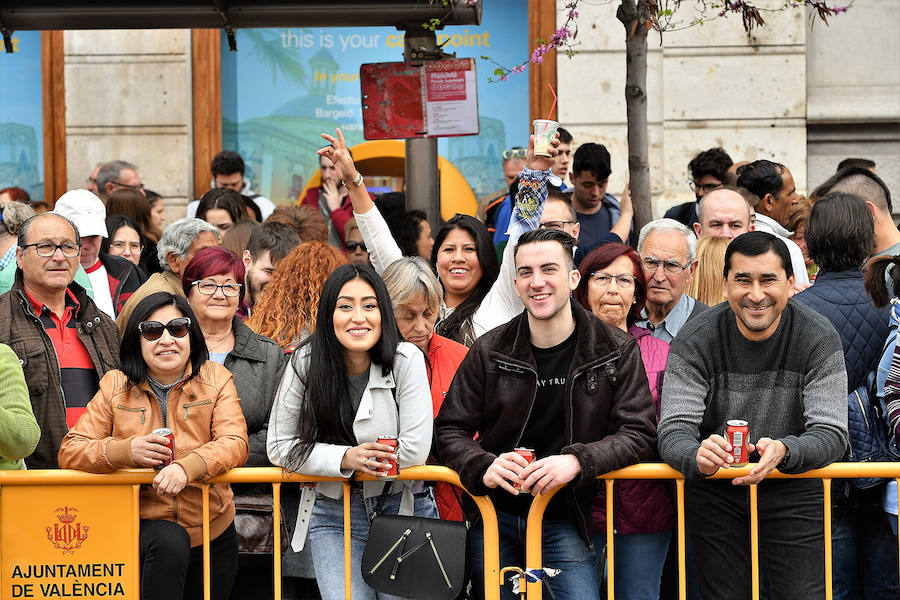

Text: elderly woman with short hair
xmin=182 ymin=246 xmax=286 ymax=597
xmin=116 ymin=217 xmax=220 ymax=331
xmin=381 ymin=256 xmax=468 ymax=519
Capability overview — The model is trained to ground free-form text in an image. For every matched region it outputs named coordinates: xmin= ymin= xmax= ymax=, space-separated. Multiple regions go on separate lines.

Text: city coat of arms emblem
xmin=45 ymin=506 xmax=89 ymax=554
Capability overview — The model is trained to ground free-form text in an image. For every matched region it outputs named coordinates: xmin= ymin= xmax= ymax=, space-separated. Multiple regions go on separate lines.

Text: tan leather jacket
xmin=58 ymin=361 xmax=249 ymax=547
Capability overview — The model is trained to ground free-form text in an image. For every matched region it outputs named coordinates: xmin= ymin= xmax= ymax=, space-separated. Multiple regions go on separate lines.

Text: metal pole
xmin=403 ymin=28 xmax=443 ymax=229
xmin=405 ymin=138 xmax=440 ymax=227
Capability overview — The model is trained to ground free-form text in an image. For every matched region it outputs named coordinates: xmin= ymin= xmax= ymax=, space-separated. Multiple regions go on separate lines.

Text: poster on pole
xmin=360 ymin=58 xmax=478 ymax=140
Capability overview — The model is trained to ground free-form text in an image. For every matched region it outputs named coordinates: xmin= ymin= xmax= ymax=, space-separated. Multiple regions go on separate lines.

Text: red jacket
xmin=427 ymin=334 xmax=468 ymax=521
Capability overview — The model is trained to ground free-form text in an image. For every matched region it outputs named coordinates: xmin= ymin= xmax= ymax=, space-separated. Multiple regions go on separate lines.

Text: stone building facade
xmin=555 ymin=0 xmax=899 ymax=216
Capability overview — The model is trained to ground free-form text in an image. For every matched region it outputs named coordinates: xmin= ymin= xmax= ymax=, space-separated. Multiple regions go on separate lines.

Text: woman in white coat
xmin=267 ymin=263 xmax=435 ymax=600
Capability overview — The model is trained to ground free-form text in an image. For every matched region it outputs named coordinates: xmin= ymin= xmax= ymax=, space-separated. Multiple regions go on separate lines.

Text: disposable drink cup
xmin=532 ymin=119 xmax=559 ymax=157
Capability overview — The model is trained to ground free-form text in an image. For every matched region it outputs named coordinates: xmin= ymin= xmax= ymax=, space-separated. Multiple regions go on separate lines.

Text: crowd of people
xmin=0 ymin=127 xmax=895 ymax=600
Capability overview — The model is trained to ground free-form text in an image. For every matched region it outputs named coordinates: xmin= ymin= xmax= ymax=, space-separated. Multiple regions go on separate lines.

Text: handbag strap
xmin=374 ymin=481 xmax=392 ymax=515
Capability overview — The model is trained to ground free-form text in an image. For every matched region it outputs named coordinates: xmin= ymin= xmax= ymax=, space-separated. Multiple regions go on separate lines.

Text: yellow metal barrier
xmin=0 ymin=466 xmax=499 ymax=600
xmin=522 ymin=462 xmax=900 ymax=600
xmin=5 ymin=462 xmax=900 ymax=600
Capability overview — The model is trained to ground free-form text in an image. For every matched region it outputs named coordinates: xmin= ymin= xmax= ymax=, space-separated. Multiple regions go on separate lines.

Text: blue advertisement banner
xmin=0 ymin=31 xmax=44 ymax=202
xmin=221 ymin=0 xmax=528 ymax=205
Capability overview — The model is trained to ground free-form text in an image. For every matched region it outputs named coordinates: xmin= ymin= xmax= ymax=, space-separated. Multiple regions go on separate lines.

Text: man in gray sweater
xmin=658 ymin=231 xmax=848 ymax=600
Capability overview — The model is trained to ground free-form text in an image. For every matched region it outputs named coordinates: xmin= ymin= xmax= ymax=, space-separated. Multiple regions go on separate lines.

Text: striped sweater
xmin=658 ymin=299 xmax=849 ymax=480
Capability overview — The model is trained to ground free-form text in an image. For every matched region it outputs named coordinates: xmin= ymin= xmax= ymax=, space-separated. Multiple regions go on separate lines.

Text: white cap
xmin=53 ymin=189 xmax=108 ymax=238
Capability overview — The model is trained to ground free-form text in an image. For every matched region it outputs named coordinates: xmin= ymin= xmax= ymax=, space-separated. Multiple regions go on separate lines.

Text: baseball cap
xmin=53 ymin=189 xmax=108 ymax=238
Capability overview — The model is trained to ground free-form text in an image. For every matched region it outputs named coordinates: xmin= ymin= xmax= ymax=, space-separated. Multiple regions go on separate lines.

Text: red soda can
xmin=513 ymin=447 xmax=535 ymax=490
xmin=724 ymin=420 xmax=750 ymax=467
xmin=151 ymin=427 xmax=175 ymax=470
xmin=377 ymin=436 xmax=399 ymax=479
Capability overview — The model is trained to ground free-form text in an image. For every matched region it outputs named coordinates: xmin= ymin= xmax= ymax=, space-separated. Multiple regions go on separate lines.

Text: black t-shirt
xmin=493 ymin=330 xmax=576 ymax=518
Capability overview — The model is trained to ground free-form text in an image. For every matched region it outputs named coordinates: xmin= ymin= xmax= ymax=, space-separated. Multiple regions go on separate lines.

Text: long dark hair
xmin=119 ymin=292 xmax=208 ymax=385
xmin=284 ymin=264 xmax=402 ymax=471
xmin=431 ymin=214 xmax=499 ymax=344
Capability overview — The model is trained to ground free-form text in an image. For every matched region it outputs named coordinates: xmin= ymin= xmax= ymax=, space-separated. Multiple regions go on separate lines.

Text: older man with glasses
xmin=0 ymin=212 xmax=120 ymax=469
xmin=635 ymin=218 xmax=707 ymax=343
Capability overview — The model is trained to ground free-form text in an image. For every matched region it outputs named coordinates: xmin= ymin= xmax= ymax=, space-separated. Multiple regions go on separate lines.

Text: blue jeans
xmin=831 ymin=490 xmax=899 ymax=600
xmin=308 ymin=488 xmax=438 ymax=600
xmin=471 ymin=510 xmax=600 ymax=600
xmin=593 ymin=530 xmax=672 ymax=600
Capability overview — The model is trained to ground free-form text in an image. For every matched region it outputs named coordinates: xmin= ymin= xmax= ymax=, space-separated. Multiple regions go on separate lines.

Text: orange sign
xmin=1 ymin=485 xmax=137 ymax=598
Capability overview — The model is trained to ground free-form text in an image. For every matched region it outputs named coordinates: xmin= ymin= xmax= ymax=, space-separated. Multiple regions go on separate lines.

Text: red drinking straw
xmin=546 ymin=83 xmax=558 ymax=121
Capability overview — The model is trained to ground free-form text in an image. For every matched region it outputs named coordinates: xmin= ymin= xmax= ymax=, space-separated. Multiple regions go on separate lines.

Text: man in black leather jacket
xmin=436 ymin=228 xmax=656 ymax=600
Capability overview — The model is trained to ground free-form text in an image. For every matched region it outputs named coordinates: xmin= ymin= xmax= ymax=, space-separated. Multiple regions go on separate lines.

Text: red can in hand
xmin=513 ymin=447 xmax=535 ymax=490
xmin=151 ymin=427 xmax=175 ymax=470
xmin=725 ymin=420 xmax=750 ymax=467
xmin=377 ymin=436 xmax=399 ymax=479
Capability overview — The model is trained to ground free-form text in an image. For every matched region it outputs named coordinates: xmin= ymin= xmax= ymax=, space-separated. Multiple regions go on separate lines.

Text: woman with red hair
xmin=244 ymin=241 xmax=347 ymax=352
xmin=181 ymin=247 xmax=286 ymax=596
xmin=574 ymin=242 xmax=675 ymax=598
xmin=182 ymin=247 xmax=284 ymax=462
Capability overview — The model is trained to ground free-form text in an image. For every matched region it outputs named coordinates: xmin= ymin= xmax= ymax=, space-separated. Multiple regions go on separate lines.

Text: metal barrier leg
xmin=676 ymin=479 xmax=686 ymax=600
xmin=823 ymin=478 xmax=832 ymax=600
xmin=605 ymin=479 xmax=614 ymax=600
xmin=343 ymin=482 xmax=352 ymax=600
xmin=132 ymin=484 xmax=141 ymax=594
xmin=273 ymin=482 xmax=282 ymax=600
xmin=750 ymin=484 xmax=758 ymax=600
xmin=202 ymin=484 xmax=211 ymax=600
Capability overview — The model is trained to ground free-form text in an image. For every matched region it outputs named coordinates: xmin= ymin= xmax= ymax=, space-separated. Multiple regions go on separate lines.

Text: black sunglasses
xmin=345 ymin=241 xmax=367 ymax=252
xmin=138 ymin=317 xmax=191 ymax=341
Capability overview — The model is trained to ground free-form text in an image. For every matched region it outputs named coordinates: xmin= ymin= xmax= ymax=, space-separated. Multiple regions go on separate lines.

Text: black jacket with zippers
xmin=435 ymin=300 xmax=657 ymax=545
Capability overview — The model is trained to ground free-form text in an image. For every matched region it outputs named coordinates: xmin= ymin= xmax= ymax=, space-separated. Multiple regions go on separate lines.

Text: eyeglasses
xmin=191 ymin=280 xmax=243 ymax=297
xmin=590 ymin=272 xmax=637 ymax=289
xmin=111 ymin=180 xmax=145 ymax=191
xmin=345 ymin=241 xmax=367 ymax=252
xmin=20 ymin=242 xmax=81 ymax=258
xmin=689 ymin=181 xmax=723 ymax=194
xmin=109 ymin=241 xmax=143 ymax=253
xmin=539 ymin=220 xmax=577 ymax=231
xmin=641 ymin=257 xmax=689 ymax=274
xmin=502 ymin=147 xmax=526 ymax=160
xmin=138 ymin=317 xmax=191 ymax=341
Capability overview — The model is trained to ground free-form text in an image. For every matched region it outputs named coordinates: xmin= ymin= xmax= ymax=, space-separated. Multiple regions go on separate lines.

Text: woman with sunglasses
xmin=181 ymin=246 xmax=285 ymax=595
xmin=573 ymin=243 xmax=675 ymax=599
xmin=59 ymin=292 xmax=249 ymax=600
xmin=267 ymin=263 xmax=434 ymax=600
xmin=322 ymin=128 xmax=557 ymax=347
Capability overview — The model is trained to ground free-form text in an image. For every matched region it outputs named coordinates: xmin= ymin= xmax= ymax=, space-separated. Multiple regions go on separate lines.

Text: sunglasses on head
xmin=138 ymin=317 xmax=191 ymax=341
xmin=345 ymin=241 xmax=367 ymax=252
xmin=502 ymin=147 xmax=526 ymax=160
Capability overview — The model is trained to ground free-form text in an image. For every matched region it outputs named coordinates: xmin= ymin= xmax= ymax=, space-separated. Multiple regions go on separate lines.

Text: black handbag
xmin=361 ymin=483 xmax=470 ymax=600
